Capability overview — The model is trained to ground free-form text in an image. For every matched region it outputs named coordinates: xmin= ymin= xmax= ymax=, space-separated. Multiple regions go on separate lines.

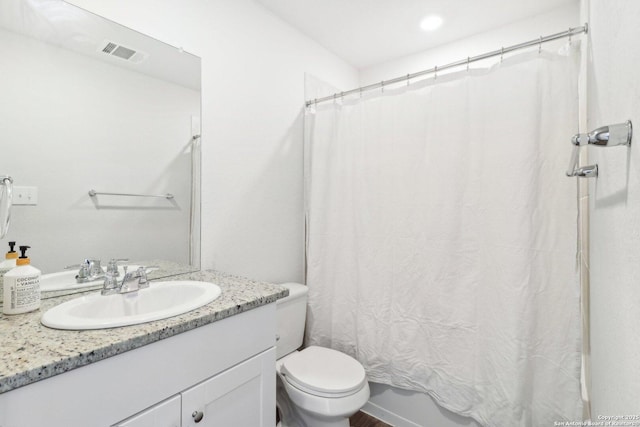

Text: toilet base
xmin=276 ymin=374 xmax=365 ymax=427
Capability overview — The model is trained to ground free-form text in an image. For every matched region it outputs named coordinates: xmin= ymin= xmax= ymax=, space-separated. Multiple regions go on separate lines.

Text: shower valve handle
xmin=566 ymin=120 xmax=632 ymax=178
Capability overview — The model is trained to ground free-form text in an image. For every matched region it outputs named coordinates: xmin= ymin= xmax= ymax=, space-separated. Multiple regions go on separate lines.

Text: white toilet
xmin=276 ymin=283 xmax=370 ymax=427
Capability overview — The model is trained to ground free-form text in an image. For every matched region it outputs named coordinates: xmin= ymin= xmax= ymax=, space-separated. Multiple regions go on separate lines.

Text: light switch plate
xmin=13 ymin=186 xmax=38 ymax=205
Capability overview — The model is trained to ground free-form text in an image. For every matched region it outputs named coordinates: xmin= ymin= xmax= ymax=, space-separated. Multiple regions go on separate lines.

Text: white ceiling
xmin=0 ymin=0 xmax=200 ymax=90
xmin=255 ymin=0 xmax=578 ymax=69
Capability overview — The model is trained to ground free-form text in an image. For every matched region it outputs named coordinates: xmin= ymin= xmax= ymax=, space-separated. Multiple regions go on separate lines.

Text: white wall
xmin=357 ymin=5 xmax=581 ymax=427
xmin=67 ymin=0 xmax=359 ymax=284
xmin=0 ymin=26 xmax=198 ymax=273
xmin=360 ymin=3 xmax=580 ymax=86
xmin=588 ymin=0 xmax=640 ymax=416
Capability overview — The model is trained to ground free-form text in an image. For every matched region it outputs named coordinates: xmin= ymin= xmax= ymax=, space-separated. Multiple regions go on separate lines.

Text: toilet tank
xmin=276 ymin=283 xmax=308 ymax=359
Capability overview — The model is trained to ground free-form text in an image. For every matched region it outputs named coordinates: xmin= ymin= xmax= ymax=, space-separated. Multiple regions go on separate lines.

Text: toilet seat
xmin=281 ymin=346 xmax=367 ymax=398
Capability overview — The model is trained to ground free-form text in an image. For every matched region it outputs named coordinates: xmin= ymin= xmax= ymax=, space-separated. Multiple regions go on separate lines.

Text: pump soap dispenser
xmin=3 ymin=245 xmax=41 ymax=315
xmin=0 ymin=241 xmax=18 ymax=291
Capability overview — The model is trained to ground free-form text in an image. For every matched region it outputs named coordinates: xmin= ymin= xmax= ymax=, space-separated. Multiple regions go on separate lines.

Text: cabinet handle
xmin=192 ymin=410 xmax=204 ymax=423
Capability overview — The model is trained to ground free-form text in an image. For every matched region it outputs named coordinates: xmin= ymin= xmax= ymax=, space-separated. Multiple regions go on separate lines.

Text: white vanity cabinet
xmin=181 ymin=349 xmax=270 ymax=427
xmin=114 ymin=348 xmax=273 ymax=427
xmin=0 ymin=304 xmax=276 ymax=427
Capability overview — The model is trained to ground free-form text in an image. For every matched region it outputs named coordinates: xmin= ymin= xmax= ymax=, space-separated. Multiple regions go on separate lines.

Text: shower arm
xmin=566 ymin=120 xmax=632 ymax=178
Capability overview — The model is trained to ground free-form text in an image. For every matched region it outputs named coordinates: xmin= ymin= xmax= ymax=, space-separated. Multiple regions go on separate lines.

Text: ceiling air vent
xmin=102 ymin=42 xmax=117 ymax=54
xmin=98 ymin=41 xmax=147 ymax=64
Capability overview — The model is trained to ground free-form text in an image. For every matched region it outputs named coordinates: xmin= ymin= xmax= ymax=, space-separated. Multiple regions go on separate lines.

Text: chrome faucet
xmin=66 ymin=259 xmax=104 ymax=283
xmin=102 ymin=265 xmax=149 ymax=295
xmin=66 ymin=258 xmax=130 ymax=284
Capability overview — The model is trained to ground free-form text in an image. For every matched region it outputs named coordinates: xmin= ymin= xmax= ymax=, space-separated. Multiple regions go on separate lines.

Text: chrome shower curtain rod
xmin=305 ymin=24 xmax=588 ymax=107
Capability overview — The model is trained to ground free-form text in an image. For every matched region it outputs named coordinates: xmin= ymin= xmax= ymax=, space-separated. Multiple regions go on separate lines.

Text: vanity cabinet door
xmin=181 ymin=348 xmax=275 ymax=427
xmin=113 ymin=395 xmax=181 ymax=427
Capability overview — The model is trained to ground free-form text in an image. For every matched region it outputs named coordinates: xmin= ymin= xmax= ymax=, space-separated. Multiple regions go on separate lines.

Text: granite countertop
xmin=0 ymin=269 xmax=288 ymax=394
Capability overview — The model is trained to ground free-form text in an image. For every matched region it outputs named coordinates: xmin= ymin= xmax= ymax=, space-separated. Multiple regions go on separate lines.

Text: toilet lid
xmin=281 ymin=346 xmax=367 ymax=398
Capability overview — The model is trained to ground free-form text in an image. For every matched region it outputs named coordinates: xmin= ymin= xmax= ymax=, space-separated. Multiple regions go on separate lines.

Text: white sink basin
xmin=41 ymin=266 xmax=158 ymax=292
xmin=41 ymin=280 xmax=221 ymax=330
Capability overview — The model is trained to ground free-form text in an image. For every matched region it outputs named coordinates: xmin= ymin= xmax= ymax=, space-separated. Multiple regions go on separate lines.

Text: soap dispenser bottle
xmin=0 ymin=241 xmax=18 ymax=290
xmin=3 ymin=245 xmax=41 ymax=315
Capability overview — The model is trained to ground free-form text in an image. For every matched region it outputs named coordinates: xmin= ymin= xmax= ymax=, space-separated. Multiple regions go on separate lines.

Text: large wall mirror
xmin=0 ymin=0 xmax=201 ymax=293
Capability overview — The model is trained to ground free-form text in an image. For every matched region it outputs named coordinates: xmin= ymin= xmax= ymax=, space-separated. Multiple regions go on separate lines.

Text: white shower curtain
xmin=304 ymin=47 xmax=582 ymax=427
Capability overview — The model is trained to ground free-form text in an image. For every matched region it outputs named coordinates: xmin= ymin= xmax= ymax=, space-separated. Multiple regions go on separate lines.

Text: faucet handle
xmin=136 ymin=266 xmax=149 ymax=289
xmin=101 ymin=270 xmax=120 ymax=295
xmin=75 ymin=260 xmax=93 ymax=280
xmin=118 ymin=265 xmax=149 ymax=293
xmin=106 ymin=260 xmax=118 ymax=276
xmin=87 ymin=259 xmax=102 ymax=277
xmin=106 ymin=258 xmax=129 ymax=276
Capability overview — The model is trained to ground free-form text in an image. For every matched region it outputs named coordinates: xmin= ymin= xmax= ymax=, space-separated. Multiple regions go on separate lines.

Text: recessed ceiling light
xmin=420 ymin=15 xmax=443 ymax=32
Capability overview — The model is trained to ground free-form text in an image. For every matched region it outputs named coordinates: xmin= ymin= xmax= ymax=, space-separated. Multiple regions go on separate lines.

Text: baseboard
xmin=361 ymin=401 xmax=423 ymax=427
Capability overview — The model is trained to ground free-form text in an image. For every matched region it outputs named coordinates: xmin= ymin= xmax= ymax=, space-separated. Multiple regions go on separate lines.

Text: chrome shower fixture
xmin=566 ymin=120 xmax=632 ymax=178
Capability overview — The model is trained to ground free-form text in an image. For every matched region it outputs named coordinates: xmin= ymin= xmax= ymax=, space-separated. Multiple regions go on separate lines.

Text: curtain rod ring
xmin=406 ymin=73 xmax=410 ymax=86
xmin=538 ymin=36 xmax=543 ymax=54
xmin=434 ymin=65 xmax=438 ymax=80
xmin=500 ymin=47 xmax=504 ymax=63
xmin=467 ymin=56 xmax=470 ymax=72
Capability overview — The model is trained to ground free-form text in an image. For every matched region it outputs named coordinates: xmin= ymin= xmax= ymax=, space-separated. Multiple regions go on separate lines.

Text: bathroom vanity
xmin=0 ymin=270 xmax=287 ymax=427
